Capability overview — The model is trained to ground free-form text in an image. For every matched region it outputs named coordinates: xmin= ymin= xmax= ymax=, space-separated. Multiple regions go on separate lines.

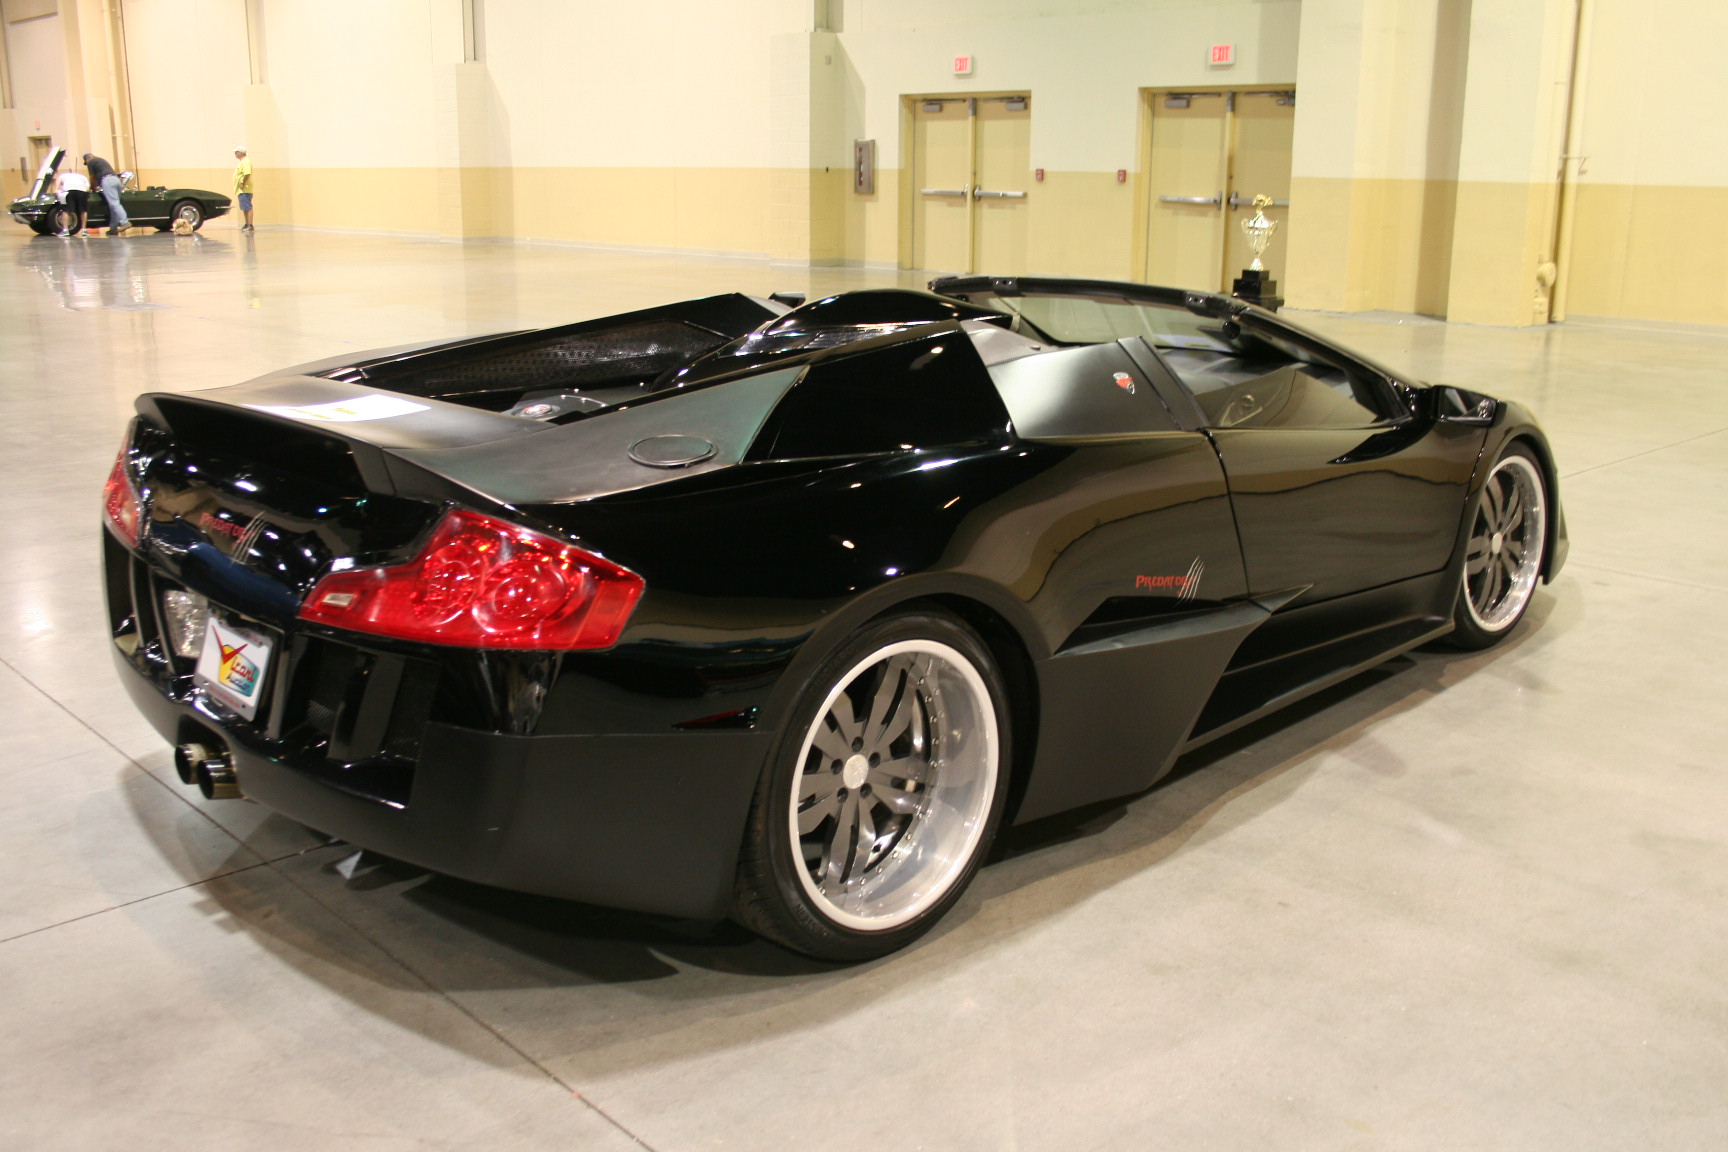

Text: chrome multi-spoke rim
xmin=789 ymin=639 xmax=997 ymax=931
xmin=1464 ymin=455 xmax=1545 ymax=632
xmin=175 ymin=203 xmax=200 ymax=226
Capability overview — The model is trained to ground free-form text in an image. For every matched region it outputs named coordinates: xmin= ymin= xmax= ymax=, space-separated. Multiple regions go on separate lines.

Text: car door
xmin=120 ymin=183 xmax=168 ymax=227
xmin=1152 ymin=316 xmax=1482 ymax=609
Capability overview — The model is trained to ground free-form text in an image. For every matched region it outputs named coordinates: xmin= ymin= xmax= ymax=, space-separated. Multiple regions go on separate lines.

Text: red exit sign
xmin=1209 ymin=43 xmax=1235 ymax=66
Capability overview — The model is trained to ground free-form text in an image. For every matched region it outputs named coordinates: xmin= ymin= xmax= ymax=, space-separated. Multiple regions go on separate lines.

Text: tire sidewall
xmin=745 ymin=607 xmax=1012 ymax=960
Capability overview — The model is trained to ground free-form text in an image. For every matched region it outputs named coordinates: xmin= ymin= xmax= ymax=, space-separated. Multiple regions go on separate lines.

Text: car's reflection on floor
xmin=15 ymin=231 xmax=235 ymax=312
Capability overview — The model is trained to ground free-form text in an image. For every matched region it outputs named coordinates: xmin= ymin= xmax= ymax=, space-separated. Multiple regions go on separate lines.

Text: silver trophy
xmin=1240 ymin=194 xmax=1279 ymax=271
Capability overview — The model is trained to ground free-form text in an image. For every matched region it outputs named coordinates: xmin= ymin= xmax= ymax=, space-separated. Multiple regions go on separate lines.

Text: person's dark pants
xmin=63 ymin=191 xmax=88 ymax=232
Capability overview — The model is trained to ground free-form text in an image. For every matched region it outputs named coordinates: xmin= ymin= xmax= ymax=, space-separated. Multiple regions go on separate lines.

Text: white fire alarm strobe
xmin=953 ymin=55 xmax=974 ymax=76
xmin=1209 ymin=44 xmax=1235 ymax=66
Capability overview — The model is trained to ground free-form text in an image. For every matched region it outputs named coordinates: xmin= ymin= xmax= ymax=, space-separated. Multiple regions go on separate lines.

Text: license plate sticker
xmin=194 ymin=617 xmax=273 ymax=721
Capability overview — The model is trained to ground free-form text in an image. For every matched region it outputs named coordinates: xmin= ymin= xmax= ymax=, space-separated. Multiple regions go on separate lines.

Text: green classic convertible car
xmin=8 ymin=148 xmax=231 ymax=235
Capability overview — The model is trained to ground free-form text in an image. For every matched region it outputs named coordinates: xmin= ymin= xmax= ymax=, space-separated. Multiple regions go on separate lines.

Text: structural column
xmin=1444 ymin=0 xmax=1578 ymax=326
xmin=1284 ymin=0 xmax=1469 ymax=317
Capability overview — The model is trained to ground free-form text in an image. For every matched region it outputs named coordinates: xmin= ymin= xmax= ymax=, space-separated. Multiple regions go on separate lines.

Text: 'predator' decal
xmin=1135 ymin=557 xmax=1205 ymax=601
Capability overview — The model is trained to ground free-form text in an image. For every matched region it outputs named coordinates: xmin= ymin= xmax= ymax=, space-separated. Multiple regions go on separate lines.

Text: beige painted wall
xmin=1284 ymin=0 xmax=1470 ymax=316
xmin=20 ymin=0 xmax=1728 ymax=327
xmin=1560 ymin=0 xmax=1728 ymax=325
xmin=97 ymin=0 xmax=1298 ymax=272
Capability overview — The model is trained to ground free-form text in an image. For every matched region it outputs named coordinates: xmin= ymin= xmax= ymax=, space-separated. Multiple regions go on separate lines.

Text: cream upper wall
xmin=1291 ymin=0 xmax=1467 ymax=182
xmin=6 ymin=12 xmax=71 ymax=158
xmin=834 ymin=2 xmax=1299 ymax=172
xmin=121 ymin=0 xmax=247 ymax=171
xmin=110 ymin=0 xmax=1298 ymax=178
xmin=847 ymin=0 xmax=1288 ymax=26
xmin=482 ymin=1 xmax=810 ymax=170
xmin=1452 ymin=0 xmax=1574 ymax=186
xmin=1574 ymin=0 xmax=1728 ymax=187
xmin=256 ymin=0 xmax=443 ymax=167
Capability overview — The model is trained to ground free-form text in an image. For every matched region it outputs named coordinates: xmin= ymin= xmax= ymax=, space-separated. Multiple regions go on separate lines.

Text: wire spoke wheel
xmin=1461 ymin=449 xmax=1547 ymax=637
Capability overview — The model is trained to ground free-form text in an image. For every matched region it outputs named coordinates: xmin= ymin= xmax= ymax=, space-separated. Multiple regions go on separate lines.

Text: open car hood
xmin=29 ymin=148 xmax=66 ymax=201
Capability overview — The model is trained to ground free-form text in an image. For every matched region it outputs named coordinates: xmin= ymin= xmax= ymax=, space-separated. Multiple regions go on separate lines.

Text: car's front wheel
xmin=1443 ymin=443 xmax=1549 ymax=649
xmin=734 ymin=609 xmax=1010 ymax=961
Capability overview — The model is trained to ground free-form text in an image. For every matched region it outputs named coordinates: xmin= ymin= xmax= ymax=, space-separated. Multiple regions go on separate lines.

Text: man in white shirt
xmin=55 ymin=169 xmax=91 ymax=236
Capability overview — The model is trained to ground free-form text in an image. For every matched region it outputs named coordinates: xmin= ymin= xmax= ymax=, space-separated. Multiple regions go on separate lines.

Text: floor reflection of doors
xmin=908 ymin=94 xmax=1031 ymax=274
xmin=1144 ymin=89 xmax=1295 ymax=291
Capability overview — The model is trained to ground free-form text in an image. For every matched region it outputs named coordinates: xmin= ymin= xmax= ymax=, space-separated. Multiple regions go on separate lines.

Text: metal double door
xmin=910 ymin=95 xmax=1031 ymax=274
xmin=1145 ymin=89 xmax=1295 ymax=292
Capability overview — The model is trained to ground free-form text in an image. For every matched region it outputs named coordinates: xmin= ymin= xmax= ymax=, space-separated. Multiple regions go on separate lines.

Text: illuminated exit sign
xmin=1209 ymin=43 xmax=1235 ymax=66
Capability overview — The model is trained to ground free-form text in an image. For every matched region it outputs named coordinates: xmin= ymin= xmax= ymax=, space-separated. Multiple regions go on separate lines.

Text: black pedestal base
xmin=1232 ymin=268 xmax=1283 ymax=312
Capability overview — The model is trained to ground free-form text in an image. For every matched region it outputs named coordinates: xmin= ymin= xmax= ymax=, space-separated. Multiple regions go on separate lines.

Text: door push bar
xmin=974 ymin=189 xmax=1026 ymax=199
xmin=920 ymin=186 xmax=969 ymax=197
xmin=1159 ymin=193 xmax=1222 ymax=206
xmin=1228 ymin=193 xmax=1290 ymax=208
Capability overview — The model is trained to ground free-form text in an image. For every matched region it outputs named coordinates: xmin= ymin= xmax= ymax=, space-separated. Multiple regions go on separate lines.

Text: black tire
xmin=733 ymin=608 xmax=1011 ymax=961
xmin=1441 ymin=443 xmax=1548 ymax=650
xmin=48 ymin=205 xmax=81 ymax=235
xmin=170 ymin=199 xmax=204 ymax=231
xmin=28 ymin=221 xmax=54 ymax=236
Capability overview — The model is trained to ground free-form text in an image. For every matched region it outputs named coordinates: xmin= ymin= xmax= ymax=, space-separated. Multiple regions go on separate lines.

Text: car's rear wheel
xmin=733 ymin=609 xmax=1010 ymax=961
xmin=169 ymin=199 xmax=204 ymax=231
xmin=48 ymin=205 xmax=80 ymax=235
xmin=1443 ymin=443 xmax=1548 ymax=649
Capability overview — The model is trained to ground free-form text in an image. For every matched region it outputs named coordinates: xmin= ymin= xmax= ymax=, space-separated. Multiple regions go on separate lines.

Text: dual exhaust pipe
xmin=174 ymin=740 xmax=242 ymax=800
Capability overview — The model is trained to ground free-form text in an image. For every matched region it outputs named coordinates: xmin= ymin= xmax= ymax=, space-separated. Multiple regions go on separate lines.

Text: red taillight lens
xmin=103 ymin=453 xmax=142 ymax=548
xmin=299 ymin=509 xmax=644 ymax=650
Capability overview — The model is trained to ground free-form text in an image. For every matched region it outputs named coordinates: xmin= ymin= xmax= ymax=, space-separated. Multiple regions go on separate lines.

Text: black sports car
xmin=103 ymin=277 xmax=1565 ymax=960
xmin=10 ymin=148 xmax=230 ymax=234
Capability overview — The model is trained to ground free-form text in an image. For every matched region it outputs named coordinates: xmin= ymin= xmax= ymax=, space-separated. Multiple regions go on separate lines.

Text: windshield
xmin=963 ymin=292 xmax=1238 ymax=353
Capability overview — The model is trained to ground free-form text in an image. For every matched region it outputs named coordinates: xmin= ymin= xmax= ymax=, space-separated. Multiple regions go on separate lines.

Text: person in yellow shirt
xmin=233 ymin=148 xmax=254 ymax=232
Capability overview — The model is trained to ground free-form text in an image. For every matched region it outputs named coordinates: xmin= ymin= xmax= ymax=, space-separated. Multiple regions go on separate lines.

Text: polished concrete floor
xmin=3 ymin=222 xmax=1726 ymax=1151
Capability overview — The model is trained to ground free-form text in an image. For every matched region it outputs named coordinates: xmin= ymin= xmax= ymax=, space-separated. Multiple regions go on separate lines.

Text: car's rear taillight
xmin=103 ymin=451 xmax=142 ymax=548
xmin=299 ymin=508 xmax=644 ymax=650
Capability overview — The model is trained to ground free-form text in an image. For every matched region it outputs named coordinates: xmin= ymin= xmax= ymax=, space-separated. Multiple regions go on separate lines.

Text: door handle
xmin=920 ymin=186 xmax=970 ymax=197
xmin=1159 ymin=194 xmax=1222 ymax=206
xmin=1228 ymin=193 xmax=1290 ymax=208
xmin=973 ymin=189 xmax=1026 ymax=199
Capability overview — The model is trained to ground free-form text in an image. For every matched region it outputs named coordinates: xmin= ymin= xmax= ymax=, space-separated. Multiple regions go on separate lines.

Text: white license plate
xmin=194 ymin=617 xmax=274 ymax=721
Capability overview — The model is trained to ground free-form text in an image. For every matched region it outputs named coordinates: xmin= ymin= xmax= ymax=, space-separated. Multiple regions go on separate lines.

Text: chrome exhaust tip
xmin=173 ymin=742 xmax=209 ymax=787
xmin=176 ymin=741 xmax=242 ymax=800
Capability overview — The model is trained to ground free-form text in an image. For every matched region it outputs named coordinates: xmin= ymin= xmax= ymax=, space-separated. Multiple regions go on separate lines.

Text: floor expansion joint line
xmin=1558 ymin=424 xmax=1728 ymax=480
xmin=1562 ymin=561 xmax=1728 ymax=594
xmin=261 ymin=855 xmax=664 ymax=1152
xmin=0 ymin=861 xmax=272 ymax=947
xmin=0 ymin=654 xmax=276 ymax=857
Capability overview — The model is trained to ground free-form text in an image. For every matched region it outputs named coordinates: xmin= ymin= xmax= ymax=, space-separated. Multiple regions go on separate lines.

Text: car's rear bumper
xmin=114 ymin=643 xmax=768 ymax=920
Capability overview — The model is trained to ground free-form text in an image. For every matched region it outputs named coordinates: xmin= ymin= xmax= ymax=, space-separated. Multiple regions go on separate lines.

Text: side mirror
xmin=1433 ymin=386 xmax=1498 ymax=425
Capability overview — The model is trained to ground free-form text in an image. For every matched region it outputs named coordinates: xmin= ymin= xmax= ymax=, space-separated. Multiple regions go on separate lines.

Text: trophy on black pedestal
xmin=1232 ymin=194 xmax=1283 ymax=311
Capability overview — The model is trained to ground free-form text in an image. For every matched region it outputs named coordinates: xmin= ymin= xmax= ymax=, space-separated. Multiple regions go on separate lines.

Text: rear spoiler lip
xmin=135 ymin=364 xmax=804 ymax=509
xmin=136 ymin=377 xmax=545 ymax=503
